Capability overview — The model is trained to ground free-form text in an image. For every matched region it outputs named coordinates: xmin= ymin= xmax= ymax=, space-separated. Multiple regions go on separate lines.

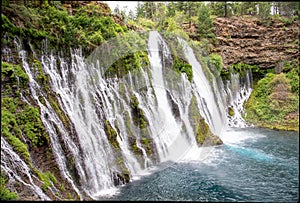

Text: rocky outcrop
xmin=213 ymin=16 xmax=299 ymax=70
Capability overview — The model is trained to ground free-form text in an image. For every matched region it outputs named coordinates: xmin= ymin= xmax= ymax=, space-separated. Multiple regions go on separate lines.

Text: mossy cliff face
xmin=1 ymin=1 xmax=138 ymax=200
xmin=1 ymin=62 xmax=82 ymax=200
xmin=1 ymin=1 xmax=129 ymax=57
xmin=188 ymin=95 xmax=223 ymax=146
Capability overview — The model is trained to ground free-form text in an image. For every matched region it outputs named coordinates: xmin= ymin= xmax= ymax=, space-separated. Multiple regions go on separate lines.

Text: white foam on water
xmin=220 ymin=128 xmax=266 ymax=146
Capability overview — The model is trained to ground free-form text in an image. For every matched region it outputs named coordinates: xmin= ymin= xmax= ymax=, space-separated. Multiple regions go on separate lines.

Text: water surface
xmin=102 ymin=127 xmax=299 ymax=202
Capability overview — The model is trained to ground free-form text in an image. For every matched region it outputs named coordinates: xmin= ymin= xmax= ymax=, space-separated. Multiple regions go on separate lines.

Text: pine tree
xmin=198 ymin=4 xmax=214 ymax=39
xmin=258 ymin=2 xmax=271 ymax=19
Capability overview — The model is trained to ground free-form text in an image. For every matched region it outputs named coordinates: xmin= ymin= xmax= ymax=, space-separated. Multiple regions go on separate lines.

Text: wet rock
xmin=166 ymin=90 xmax=181 ymax=120
xmin=112 ymin=171 xmax=130 ymax=186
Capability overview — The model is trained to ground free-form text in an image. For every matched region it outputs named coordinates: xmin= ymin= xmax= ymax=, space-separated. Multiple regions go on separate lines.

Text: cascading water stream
xmin=225 ymin=70 xmax=253 ymax=128
xmin=177 ymin=38 xmax=226 ymax=135
xmin=1 ymin=31 xmax=256 ymax=200
xmin=17 ymin=44 xmax=83 ymax=199
xmin=147 ymin=31 xmax=187 ymax=162
xmin=1 ymin=137 xmax=51 ymax=200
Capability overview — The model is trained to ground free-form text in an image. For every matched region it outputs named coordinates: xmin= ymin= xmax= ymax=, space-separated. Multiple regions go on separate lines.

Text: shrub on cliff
xmin=245 ymin=72 xmax=299 ymax=131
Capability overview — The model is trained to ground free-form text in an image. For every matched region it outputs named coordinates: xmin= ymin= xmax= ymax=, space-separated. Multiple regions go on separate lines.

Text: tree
xmin=166 ymin=2 xmax=176 ymax=17
xmin=114 ymin=5 xmax=121 ymax=16
xmin=258 ymin=2 xmax=271 ymax=19
xmin=128 ymin=10 xmax=135 ymax=21
xmin=242 ymin=2 xmax=258 ymax=16
xmin=154 ymin=3 xmax=167 ymax=28
xmin=136 ymin=1 xmax=145 ymax=18
xmin=186 ymin=2 xmax=199 ymax=27
xmin=208 ymin=1 xmax=231 ymax=17
xmin=197 ymin=4 xmax=214 ymax=39
xmin=144 ymin=2 xmax=156 ymax=20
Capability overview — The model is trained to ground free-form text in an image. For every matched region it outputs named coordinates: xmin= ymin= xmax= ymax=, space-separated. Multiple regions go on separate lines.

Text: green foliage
xmin=2 ymin=61 xmax=50 ymax=155
xmin=206 ymin=53 xmax=223 ymax=75
xmin=2 ymin=96 xmax=49 ymax=150
xmin=35 ymin=170 xmax=57 ymax=192
xmin=105 ymin=51 xmax=149 ymax=78
xmin=104 ymin=120 xmax=120 ymax=149
xmin=1 ymin=109 xmax=31 ymax=163
xmin=209 ymin=2 xmax=231 ymax=17
xmin=0 ymin=172 xmax=18 ymax=200
xmin=130 ymin=95 xmax=148 ymax=129
xmin=173 ymin=57 xmax=193 ymax=82
xmin=286 ymin=68 xmax=299 ymax=94
xmin=258 ymin=2 xmax=271 ymax=19
xmin=229 ymin=62 xmax=261 ymax=81
xmin=2 ymin=2 xmax=126 ymax=56
xmin=137 ymin=18 xmax=156 ymax=30
xmin=1 ymin=62 xmax=29 ymax=88
xmin=197 ymin=4 xmax=214 ymax=39
xmin=245 ymin=73 xmax=299 ymax=131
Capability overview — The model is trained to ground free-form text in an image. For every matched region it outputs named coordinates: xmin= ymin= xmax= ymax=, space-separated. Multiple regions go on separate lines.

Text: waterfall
xmin=1 ymin=137 xmax=51 ymax=200
xmin=1 ymin=31 xmax=253 ymax=200
xmin=177 ymin=38 xmax=227 ymax=135
xmin=146 ymin=31 xmax=194 ymax=162
xmin=225 ymin=70 xmax=253 ymax=128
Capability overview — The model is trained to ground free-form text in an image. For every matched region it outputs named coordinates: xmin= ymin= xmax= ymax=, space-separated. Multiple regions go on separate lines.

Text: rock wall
xmin=213 ymin=16 xmax=299 ymax=70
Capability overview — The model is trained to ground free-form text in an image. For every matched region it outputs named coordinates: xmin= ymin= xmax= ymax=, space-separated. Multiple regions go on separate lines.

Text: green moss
xmin=104 ymin=120 xmax=120 ymax=149
xmin=35 ymin=170 xmax=57 ymax=192
xmin=47 ymin=93 xmax=71 ymax=130
xmin=173 ymin=57 xmax=193 ymax=82
xmin=105 ymin=51 xmax=149 ymax=79
xmin=124 ymin=111 xmax=135 ymax=138
xmin=61 ymin=184 xmax=65 ymax=192
xmin=114 ymin=157 xmax=131 ymax=184
xmin=19 ymin=105 xmax=49 ymax=147
xmin=1 ymin=109 xmax=30 ymax=163
xmin=187 ymin=40 xmax=215 ymax=84
xmin=33 ymin=60 xmax=50 ymax=92
xmin=130 ymin=140 xmax=143 ymax=156
xmin=245 ymin=72 xmax=299 ymax=131
xmin=188 ymin=95 xmax=222 ymax=146
xmin=220 ymin=68 xmax=230 ymax=80
xmin=206 ymin=53 xmax=223 ymax=75
xmin=228 ymin=107 xmax=235 ymax=117
xmin=2 ymin=2 xmax=128 ymax=56
xmin=67 ymin=193 xmax=73 ymax=200
xmin=162 ymin=33 xmax=193 ymax=82
xmin=227 ymin=62 xmax=274 ymax=85
xmin=130 ymin=95 xmax=149 ymax=129
xmin=195 ymin=118 xmax=209 ymax=145
xmin=0 ymin=171 xmax=18 ymax=200
xmin=2 ymin=96 xmax=50 ymax=165
xmin=1 ymin=62 xmax=29 ymax=88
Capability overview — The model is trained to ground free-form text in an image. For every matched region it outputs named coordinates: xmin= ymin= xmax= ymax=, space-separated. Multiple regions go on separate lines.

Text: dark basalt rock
xmin=166 ymin=90 xmax=181 ymax=120
xmin=112 ymin=171 xmax=130 ymax=186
